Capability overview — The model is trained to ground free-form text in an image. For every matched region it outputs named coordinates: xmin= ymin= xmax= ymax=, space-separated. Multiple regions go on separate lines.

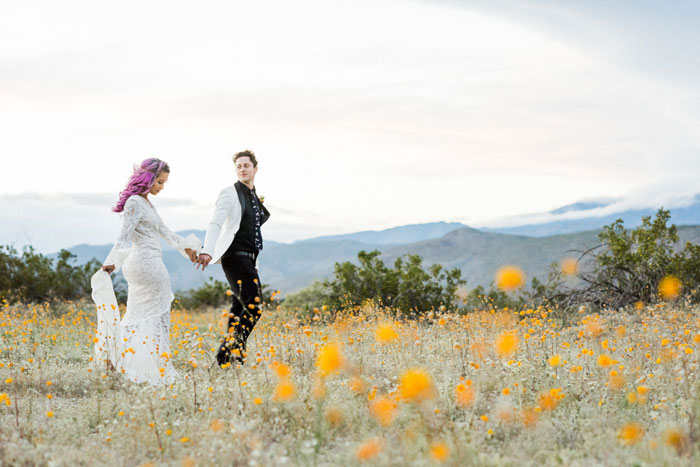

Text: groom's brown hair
xmin=233 ymin=149 xmax=257 ymax=167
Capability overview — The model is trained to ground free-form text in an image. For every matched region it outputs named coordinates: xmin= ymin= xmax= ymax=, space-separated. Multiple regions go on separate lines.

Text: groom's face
xmin=236 ymin=156 xmax=258 ymax=185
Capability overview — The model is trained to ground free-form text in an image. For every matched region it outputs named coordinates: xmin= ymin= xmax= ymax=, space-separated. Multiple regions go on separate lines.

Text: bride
xmin=91 ymin=158 xmax=201 ymax=384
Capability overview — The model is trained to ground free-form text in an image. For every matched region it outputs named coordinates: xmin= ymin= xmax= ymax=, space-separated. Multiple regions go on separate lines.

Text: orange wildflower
xmin=658 ymin=275 xmax=682 ymax=300
xmin=429 ymin=441 xmax=450 ymax=462
xmin=316 ymin=342 xmax=345 ymax=378
xmin=608 ymin=370 xmax=626 ymax=391
xmin=210 ymin=419 xmax=224 ymax=432
xmin=324 ymin=407 xmax=344 ymax=427
xmin=356 ymin=438 xmax=383 ymax=462
xmin=496 ymin=266 xmax=525 ymax=291
xmin=271 ymin=361 xmax=291 ymax=379
xmin=470 ymin=339 xmax=489 ymax=360
xmin=495 ymin=404 xmax=517 ymax=424
xmin=399 ymin=369 xmax=435 ymax=404
xmin=521 ymin=407 xmax=539 ymax=427
xmin=454 ymin=382 xmax=476 ymax=408
xmin=349 ymin=377 xmax=366 ymax=395
xmin=662 ymin=427 xmax=687 ymax=453
xmin=495 ymin=331 xmax=519 ymax=358
xmin=597 ymin=354 xmax=613 ymax=367
xmin=618 ymin=422 xmax=644 ymax=445
xmin=375 ymin=323 xmax=399 ymax=343
xmin=585 ymin=318 xmax=604 ymax=338
xmin=273 ymin=380 xmax=296 ymax=402
xmin=560 ymin=257 xmax=578 ymax=276
xmin=369 ymin=395 xmax=398 ymax=427
xmin=537 ymin=388 xmax=564 ymax=411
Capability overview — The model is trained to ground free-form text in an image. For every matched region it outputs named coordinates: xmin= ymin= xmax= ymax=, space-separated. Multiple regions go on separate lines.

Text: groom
xmin=195 ymin=150 xmax=270 ymax=366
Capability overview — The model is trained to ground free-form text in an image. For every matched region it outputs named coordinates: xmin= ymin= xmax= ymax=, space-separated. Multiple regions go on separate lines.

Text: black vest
xmin=228 ymin=182 xmax=270 ymax=253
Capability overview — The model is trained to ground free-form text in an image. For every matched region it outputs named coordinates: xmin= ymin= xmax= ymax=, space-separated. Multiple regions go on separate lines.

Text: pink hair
xmin=113 ymin=158 xmax=169 ymax=213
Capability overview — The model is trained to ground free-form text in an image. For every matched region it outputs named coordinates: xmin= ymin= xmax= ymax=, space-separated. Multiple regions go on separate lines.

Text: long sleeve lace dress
xmin=91 ymin=195 xmax=200 ymax=385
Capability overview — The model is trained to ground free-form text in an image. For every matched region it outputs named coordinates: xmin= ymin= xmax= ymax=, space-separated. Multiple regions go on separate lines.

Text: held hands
xmin=195 ymin=254 xmax=212 ymax=271
xmin=184 ymin=248 xmax=197 ymax=263
xmin=104 ymin=249 xmax=199 ymax=275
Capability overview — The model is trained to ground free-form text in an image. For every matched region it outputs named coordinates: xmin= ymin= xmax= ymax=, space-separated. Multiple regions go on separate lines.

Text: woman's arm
xmin=156 ymin=212 xmax=201 ymax=262
xmin=103 ymin=197 xmax=142 ymax=273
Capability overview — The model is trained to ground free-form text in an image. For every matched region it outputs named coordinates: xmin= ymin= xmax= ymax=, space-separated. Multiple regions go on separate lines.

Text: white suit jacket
xmin=202 ymin=185 xmax=243 ymax=264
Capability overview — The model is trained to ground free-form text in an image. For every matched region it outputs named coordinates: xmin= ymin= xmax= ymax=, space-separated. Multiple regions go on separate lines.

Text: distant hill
xmin=484 ymin=195 xmax=700 ymax=237
xmin=382 ymin=227 xmax=598 ymax=289
xmin=300 ymin=222 xmax=467 ymax=245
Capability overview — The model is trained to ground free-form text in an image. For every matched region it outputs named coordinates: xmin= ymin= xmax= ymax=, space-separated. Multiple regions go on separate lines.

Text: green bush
xmin=0 ymin=245 xmax=101 ymax=303
xmin=323 ymin=250 xmax=465 ymax=316
xmin=174 ymin=278 xmax=230 ymax=309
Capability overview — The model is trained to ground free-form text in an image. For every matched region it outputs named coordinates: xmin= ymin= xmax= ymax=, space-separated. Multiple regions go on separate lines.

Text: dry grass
xmin=1 ymin=298 xmax=699 ymax=466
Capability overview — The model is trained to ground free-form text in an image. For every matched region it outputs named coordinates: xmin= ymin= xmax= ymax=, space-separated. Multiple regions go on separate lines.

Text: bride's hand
xmin=102 ymin=265 xmax=116 ymax=274
xmin=185 ymin=248 xmax=197 ymax=262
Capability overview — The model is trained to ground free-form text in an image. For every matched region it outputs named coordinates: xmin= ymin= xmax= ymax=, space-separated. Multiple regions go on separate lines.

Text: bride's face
xmin=149 ymin=171 xmax=169 ymax=196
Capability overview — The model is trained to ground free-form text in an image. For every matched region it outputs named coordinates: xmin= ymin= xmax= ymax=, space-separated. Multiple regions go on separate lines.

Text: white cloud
xmin=475 ymin=182 xmax=700 ymax=229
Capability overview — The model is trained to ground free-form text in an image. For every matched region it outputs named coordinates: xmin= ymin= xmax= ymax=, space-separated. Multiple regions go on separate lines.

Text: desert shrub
xmin=556 ymin=209 xmax=700 ymax=309
xmin=0 ymin=245 xmax=100 ymax=303
xmin=323 ymin=250 xmax=465 ymax=316
xmin=174 ymin=278 xmax=230 ymax=309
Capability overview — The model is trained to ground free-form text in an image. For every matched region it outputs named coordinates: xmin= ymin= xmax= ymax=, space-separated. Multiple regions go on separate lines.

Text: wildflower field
xmin=1 ymin=297 xmax=699 ymax=466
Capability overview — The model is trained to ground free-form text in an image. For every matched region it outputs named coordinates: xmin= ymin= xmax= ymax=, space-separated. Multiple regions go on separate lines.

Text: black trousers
xmin=217 ymin=252 xmax=261 ymax=366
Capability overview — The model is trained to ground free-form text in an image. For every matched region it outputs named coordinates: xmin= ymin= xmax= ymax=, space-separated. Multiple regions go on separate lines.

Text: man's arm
xmin=196 ymin=189 xmax=232 ymax=270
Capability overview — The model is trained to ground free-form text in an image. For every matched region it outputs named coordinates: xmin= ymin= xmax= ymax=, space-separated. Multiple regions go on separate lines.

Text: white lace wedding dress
xmin=91 ymin=195 xmax=200 ymax=385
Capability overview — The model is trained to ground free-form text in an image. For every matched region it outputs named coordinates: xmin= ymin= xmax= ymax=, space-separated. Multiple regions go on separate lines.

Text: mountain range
xmin=56 ymin=196 xmax=700 ymax=295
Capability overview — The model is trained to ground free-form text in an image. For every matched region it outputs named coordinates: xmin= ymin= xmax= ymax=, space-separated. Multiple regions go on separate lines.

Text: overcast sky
xmin=1 ymin=0 xmax=699 ymax=253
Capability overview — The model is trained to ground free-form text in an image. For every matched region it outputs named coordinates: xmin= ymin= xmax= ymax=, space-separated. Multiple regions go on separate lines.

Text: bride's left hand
xmin=185 ymin=248 xmax=197 ymax=262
